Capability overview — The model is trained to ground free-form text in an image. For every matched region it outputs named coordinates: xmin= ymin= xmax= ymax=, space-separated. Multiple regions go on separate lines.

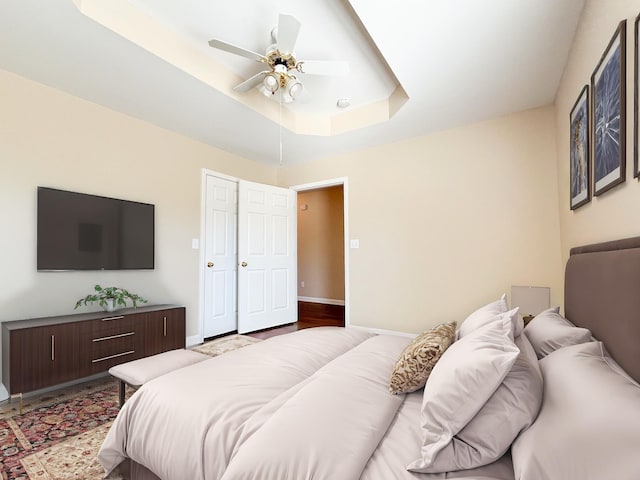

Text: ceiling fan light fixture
xmin=286 ymin=79 xmax=303 ymax=99
xmin=263 ymin=73 xmax=279 ymax=93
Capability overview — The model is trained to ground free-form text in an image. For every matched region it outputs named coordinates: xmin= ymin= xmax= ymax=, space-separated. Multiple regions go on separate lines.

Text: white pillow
xmin=458 ymin=294 xmax=518 ymax=338
xmin=541 ymin=306 xmax=560 ymax=315
xmin=524 ymin=308 xmax=592 ymax=358
xmin=414 ymin=333 xmax=543 ymax=472
xmin=512 ymin=341 xmax=640 ymax=480
xmin=407 ymin=311 xmax=520 ymax=472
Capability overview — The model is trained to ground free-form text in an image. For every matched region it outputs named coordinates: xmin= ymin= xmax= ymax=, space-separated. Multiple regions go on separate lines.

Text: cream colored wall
xmin=279 ymin=106 xmax=563 ymax=333
xmin=0 ymin=65 xmax=565 ymax=345
xmin=0 ymin=69 xmax=276 ymax=342
xmin=555 ymin=0 xmax=640 ymax=265
xmin=297 ymin=186 xmax=345 ymax=301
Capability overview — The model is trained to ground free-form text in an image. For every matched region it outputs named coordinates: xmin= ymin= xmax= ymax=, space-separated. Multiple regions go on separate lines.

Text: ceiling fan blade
xmin=208 ymin=38 xmax=267 ymax=63
xmin=276 ymin=14 xmax=301 ymax=54
xmin=297 ymin=60 xmax=349 ymax=76
xmin=233 ymin=71 xmax=269 ymax=92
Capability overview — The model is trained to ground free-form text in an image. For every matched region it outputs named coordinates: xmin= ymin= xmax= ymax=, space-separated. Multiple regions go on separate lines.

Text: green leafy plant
xmin=74 ymin=284 xmax=147 ymax=311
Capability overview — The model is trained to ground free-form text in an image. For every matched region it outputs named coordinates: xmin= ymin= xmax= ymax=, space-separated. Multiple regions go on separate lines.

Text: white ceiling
xmin=0 ymin=0 xmax=585 ymax=166
xmin=128 ymin=0 xmax=399 ymax=116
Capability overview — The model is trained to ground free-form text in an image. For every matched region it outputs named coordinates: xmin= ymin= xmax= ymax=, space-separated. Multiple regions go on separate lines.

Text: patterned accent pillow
xmin=389 ymin=322 xmax=457 ymax=395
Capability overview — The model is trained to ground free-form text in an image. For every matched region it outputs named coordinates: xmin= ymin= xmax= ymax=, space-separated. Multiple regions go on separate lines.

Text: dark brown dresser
xmin=2 ymin=304 xmax=185 ymax=396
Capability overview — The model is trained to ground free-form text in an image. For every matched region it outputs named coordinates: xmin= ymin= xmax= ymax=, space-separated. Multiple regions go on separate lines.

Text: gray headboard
xmin=565 ymin=236 xmax=640 ymax=383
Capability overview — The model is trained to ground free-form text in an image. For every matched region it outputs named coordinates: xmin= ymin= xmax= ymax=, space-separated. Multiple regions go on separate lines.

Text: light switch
xmin=192 ymin=238 xmax=199 ymax=249
xmin=350 ymin=239 xmax=360 ymax=249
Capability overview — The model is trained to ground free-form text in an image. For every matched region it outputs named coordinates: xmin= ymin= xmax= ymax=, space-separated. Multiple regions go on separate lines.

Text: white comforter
xmin=99 ymin=327 xmax=514 ymax=480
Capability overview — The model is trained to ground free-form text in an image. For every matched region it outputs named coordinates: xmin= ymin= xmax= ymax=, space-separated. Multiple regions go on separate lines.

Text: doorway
xmin=292 ymin=177 xmax=349 ymax=329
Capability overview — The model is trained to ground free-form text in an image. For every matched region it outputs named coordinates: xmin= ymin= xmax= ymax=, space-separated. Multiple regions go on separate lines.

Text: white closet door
xmin=203 ymin=175 xmax=237 ymax=337
xmin=237 ymin=180 xmax=297 ymax=333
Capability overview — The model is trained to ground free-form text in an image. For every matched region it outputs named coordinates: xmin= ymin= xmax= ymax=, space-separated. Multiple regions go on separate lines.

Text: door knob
xmin=241 ymin=261 xmax=248 ymax=267
xmin=207 ymin=262 xmax=214 ymax=268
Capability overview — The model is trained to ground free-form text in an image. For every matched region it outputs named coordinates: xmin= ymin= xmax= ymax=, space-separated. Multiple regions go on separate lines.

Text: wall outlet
xmin=300 ymin=281 xmax=305 ymax=288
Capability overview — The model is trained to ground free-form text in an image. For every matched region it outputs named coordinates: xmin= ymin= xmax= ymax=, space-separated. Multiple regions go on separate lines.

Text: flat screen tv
xmin=37 ymin=187 xmax=155 ymax=271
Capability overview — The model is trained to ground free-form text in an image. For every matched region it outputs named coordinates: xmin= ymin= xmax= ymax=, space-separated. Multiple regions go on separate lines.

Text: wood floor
xmin=246 ymin=301 xmax=345 ymax=340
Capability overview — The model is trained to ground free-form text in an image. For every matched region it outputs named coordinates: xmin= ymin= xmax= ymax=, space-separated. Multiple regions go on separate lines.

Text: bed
xmin=98 ymin=236 xmax=640 ymax=480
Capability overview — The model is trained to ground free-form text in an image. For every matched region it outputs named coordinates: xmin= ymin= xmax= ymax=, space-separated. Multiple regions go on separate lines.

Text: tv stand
xmin=1 ymin=305 xmax=185 ymax=410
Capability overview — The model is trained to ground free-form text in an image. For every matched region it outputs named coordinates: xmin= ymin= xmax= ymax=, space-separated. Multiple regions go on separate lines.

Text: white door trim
xmin=198 ymin=169 xmax=240 ymax=344
xmin=290 ymin=177 xmax=350 ymax=327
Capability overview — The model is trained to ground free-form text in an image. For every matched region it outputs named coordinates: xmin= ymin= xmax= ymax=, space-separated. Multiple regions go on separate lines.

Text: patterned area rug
xmin=0 ymin=334 xmax=260 ymax=479
xmin=191 ymin=334 xmax=262 ymax=356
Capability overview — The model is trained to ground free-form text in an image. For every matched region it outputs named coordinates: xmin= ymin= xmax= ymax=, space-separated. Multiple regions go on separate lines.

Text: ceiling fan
xmin=208 ymin=14 xmax=348 ymax=103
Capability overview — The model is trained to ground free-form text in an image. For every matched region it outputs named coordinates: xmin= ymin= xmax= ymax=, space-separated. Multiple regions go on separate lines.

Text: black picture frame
xmin=570 ymin=85 xmax=591 ymax=210
xmin=591 ymin=20 xmax=626 ymax=196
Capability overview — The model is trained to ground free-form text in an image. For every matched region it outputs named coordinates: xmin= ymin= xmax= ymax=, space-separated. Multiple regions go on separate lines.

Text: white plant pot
xmin=103 ymin=298 xmax=118 ymax=312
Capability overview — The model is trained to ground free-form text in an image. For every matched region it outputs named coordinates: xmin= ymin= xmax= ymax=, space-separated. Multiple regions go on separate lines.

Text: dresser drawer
xmin=91 ymin=331 xmax=137 ymax=361
xmin=87 ymin=315 xmax=137 ymax=337
xmin=87 ymin=332 xmax=139 ymax=375
xmin=89 ymin=350 xmax=138 ymax=374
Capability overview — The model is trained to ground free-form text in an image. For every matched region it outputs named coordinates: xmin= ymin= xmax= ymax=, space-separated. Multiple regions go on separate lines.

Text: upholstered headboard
xmin=565 ymin=236 xmax=640 ymax=383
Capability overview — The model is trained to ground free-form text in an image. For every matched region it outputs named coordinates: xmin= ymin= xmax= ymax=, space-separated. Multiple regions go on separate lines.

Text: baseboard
xmin=347 ymin=324 xmax=416 ymax=338
xmin=298 ymin=296 xmax=345 ymax=306
xmin=0 ymin=383 xmax=8 ymax=402
xmin=186 ymin=334 xmax=202 ymax=348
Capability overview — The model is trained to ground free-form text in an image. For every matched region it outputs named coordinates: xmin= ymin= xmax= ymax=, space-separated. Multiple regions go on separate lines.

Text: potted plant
xmin=75 ymin=285 xmax=147 ymax=312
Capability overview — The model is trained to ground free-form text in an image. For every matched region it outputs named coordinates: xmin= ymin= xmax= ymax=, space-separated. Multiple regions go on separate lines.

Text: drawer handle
xmin=163 ymin=316 xmax=167 ymax=336
xmin=101 ymin=315 xmax=125 ymax=322
xmin=51 ymin=335 xmax=55 ymax=361
xmin=92 ymin=332 xmax=135 ymax=342
xmin=92 ymin=350 xmax=135 ymax=363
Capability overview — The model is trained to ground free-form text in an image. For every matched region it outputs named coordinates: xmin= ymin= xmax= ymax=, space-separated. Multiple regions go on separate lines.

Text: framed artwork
xmin=570 ymin=85 xmax=590 ymax=210
xmin=591 ymin=20 xmax=626 ymax=196
xmin=635 ymin=13 xmax=640 ymax=178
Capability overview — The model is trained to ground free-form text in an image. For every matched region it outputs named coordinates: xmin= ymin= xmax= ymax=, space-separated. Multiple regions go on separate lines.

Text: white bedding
xmin=362 ymin=392 xmax=514 ymax=480
xmin=99 ymin=327 xmax=515 ymax=480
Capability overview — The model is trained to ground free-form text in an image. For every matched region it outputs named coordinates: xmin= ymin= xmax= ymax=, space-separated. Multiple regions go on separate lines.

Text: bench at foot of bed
xmin=109 ymin=349 xmax=209 ymax=406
